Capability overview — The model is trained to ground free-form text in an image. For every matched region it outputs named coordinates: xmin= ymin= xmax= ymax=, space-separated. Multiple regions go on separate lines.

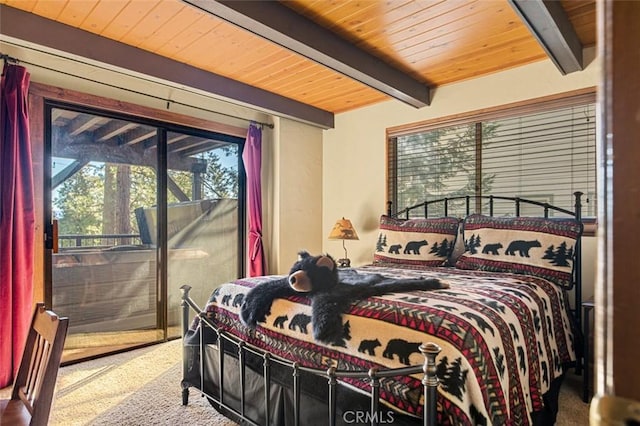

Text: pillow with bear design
xmin=454 ymin=214 xmax=583 ymax=288
xmin=373 ymin=215 xmax=460 ymax=267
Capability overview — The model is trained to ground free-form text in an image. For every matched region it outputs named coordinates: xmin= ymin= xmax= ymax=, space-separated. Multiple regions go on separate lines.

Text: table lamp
xmin=328 ymin=217 xmax=359 ymax=267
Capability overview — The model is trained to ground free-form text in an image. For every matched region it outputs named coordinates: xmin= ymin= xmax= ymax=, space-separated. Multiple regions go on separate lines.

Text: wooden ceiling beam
xmin=0 ymin=4 xmax=334 ymax=129
xmin=184 ymin=0 xmax=431 ymax=108
xmin=509 ymin=0 xmax=584 ymax=74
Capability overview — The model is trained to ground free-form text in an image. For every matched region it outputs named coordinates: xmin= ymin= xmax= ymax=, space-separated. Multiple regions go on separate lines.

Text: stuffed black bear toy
xmin=240 ymin=251 xmax=448 ymax=346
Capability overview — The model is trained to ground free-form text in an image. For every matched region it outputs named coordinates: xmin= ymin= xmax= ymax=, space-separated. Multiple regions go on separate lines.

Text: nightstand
xmin=582 ymin=297 xmax=595 ymax=403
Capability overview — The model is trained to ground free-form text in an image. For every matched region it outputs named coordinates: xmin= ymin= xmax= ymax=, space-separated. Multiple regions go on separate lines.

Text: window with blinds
xmin=388 ymin=91 xmax=596 ymax=218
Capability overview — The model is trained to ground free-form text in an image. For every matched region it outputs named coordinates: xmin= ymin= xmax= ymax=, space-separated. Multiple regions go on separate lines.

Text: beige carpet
xmin=0 ymin=339 xmax=233 ymax=426
xmin=1 ymin=339 xmax=589 ymax=425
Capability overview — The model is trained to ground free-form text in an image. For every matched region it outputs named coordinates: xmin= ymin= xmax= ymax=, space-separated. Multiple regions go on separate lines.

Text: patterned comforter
xmin=199 ymin=264 xmax=576 ymax=425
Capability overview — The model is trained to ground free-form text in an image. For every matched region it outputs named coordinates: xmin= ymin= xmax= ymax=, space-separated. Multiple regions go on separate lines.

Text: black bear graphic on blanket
xmin=383 ymin=338 xmax=422 ymax=365
xmin=482 ymin=243 xmax=503 ymax=255
xmin=232 ymin=293 xmax=244 ymax=307
xmin=288 ymin=313 xmax=312 ymax=333
xmin=388 ymin=244 xmax=402 ymax=254
xmin=403 ymin=240 xmax=428 ymax=255
xmin=505 ymin=240 xmax=541 ymax=257
xmin=273 ymin=315 xmax=288 ymax=329
xmin=358 ymin=338 xmax=381 ymax=356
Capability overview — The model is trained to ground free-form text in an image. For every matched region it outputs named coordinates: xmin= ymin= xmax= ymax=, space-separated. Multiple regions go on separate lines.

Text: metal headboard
xmin=386 ymin=192 xmax=584 ymax=347
xmin=388 ymin=193 xmax=582 ymax=220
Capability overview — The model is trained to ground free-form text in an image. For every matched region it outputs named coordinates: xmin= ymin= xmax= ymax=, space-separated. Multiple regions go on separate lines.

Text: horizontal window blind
xmin=388 ymin=91 xmax=596 ymax=217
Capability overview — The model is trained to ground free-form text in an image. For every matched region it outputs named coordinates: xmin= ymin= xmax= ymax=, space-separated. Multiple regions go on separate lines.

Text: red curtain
xmin=242 ymin=123 xmax=265 ymax=276
xmin=0 ymin=63 xmax=35 ymax=388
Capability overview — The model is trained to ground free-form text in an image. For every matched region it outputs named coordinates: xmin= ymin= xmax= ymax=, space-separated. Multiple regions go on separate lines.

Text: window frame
xmin=386 ymin=88 xmax=597 ymax=225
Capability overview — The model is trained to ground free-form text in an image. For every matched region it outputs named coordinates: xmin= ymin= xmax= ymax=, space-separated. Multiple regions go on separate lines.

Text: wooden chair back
xmin=0 ymin=303 xmax=69 ymax=426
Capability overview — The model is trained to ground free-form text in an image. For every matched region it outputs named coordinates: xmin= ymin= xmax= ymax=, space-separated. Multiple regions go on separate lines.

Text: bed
xmin=180 ymin=193 xmax=585 ymax=426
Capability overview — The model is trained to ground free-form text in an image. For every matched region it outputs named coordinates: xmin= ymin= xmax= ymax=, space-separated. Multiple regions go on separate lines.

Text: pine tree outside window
xmin=387 ymin=90 xmax=596 ymax=218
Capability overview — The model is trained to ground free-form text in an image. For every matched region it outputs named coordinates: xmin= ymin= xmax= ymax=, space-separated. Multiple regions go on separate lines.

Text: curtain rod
xmin=0 ymin=49 xmax=274 ymax=129
xmin=1 ymin=53 xmax=20 ymax=64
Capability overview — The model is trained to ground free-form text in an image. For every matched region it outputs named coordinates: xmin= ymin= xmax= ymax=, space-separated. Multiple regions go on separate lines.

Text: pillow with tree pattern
xmin=454 ymin=214 xmax=583 ymax=288
xmin=374 ymin=215 xmax=460 ymax=267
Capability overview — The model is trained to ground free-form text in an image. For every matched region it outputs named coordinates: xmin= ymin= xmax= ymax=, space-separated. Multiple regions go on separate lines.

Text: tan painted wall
xmin=264 ymin=117 xmax=324 ymax=274
xmin=322 ymin=48 xmax=600 ymax=305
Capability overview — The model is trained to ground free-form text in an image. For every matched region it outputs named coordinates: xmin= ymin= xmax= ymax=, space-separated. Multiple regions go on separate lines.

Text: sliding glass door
xmin=46 ymin=103 xmax=244 ymax=361
xmin=165 ymin=131 xmax=243 ymax=338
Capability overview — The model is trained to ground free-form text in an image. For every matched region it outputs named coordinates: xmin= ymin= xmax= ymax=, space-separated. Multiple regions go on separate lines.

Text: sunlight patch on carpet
xmin=50 ymin=341 xmax=182 ymax=425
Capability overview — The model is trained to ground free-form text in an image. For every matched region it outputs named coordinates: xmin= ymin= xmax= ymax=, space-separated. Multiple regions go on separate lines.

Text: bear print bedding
xmin=195 ymin=263 xmax=576 ymax=425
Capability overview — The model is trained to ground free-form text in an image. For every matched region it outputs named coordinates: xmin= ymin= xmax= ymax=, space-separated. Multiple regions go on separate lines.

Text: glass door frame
xmin=43 ymin=99 xmax=246 ymax=360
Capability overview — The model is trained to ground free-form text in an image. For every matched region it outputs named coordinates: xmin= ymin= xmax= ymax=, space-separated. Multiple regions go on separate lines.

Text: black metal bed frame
xmin=180 ymin=192 xmax=585 ymax=426
xmin=180 ymin=288 xmax=441 ymax=426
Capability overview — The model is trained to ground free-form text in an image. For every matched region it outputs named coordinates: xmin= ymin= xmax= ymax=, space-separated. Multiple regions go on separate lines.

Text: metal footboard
xmin=180 ymin=285 xmax=441 ymax=426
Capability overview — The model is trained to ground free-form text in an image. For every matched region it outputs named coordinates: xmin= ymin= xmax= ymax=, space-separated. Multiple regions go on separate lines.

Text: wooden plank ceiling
xmin=0 ymin=0 xmax=595 ymax=119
